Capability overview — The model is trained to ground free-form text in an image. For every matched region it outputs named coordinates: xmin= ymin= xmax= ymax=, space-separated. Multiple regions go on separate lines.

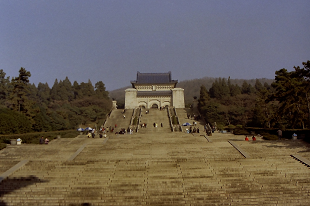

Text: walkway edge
xmin=291 ymin=154 xmax=310 ymax=167
xmin=202 ymin=135 xmax=212 ymax=142
xmin=0 ymin=159 xmax=29 ymax=183
xmin=67 ymin=143 xmax=88 ymax=161
xmin=228 ymin=140 xmax=250 ymax=158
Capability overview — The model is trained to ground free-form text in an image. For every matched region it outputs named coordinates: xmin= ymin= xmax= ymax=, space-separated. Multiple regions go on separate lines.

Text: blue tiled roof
xmin=131 ymin=72 xmax=177 ymax=84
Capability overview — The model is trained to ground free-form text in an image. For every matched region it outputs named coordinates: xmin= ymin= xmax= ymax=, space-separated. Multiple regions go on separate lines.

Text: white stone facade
xmin=125 ymin=72 xmax=185 ymax=109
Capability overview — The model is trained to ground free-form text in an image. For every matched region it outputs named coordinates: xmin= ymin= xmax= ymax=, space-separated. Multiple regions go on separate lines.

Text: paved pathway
xmin=1 ymin=130 xmax=310 ymax=205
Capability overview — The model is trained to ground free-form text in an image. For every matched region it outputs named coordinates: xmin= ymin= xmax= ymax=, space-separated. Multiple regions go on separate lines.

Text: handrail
xmin=174 ymin=108 xmax=182 ymax=132
xmin=167 ymin=107 xmax=174 ymax=132
xmin=136 ymin=107 xmax=142 ymax=133
xmin=130 ymin=108 xmax=135 ymax=126
xmin=103 ymin=108 xmax=113 ymax=128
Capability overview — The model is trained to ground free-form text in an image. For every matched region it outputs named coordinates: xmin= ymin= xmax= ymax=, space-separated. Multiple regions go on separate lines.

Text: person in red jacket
xmin=245 ymin=136 xmax=249 ymax=141
xmin=252 ymin=136 xmax=256 ymax=141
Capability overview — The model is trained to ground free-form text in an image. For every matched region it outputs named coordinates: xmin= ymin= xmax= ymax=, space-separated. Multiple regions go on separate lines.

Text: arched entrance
xmin=151 ymin=104 xmax=158 ymax=109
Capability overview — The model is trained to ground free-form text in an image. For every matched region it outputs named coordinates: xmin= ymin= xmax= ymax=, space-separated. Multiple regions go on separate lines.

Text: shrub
xmin=172 ymin=116 xmax=178 ymax=125
xmin=228 ymin=125 xmax=236 ymax=129
xmin=217 ymin=124 xmax=224 ymax=131
xmin=0 ymin=108 xmax=32 ymax=134
xmin=133 ymin=117 xmax=138 ymax=125
xmin=0 ymin=130 xmax=78 ymax=144
xmin=0 ymin=143 xmax=7 ymax=150
xmin=233 ymin=128 xmax=250 ymax=135
xmin=262 ymin=132 xmax=278 ymax=140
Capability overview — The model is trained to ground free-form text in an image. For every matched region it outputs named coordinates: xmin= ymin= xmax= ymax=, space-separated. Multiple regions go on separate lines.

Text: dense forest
xmin=2 ymin=60 xmax=309 ymax=135
xmin=109 ymin=77 xmax=274 ymax=108
xmin=198 ymin=60 xmax=310 ymax=130
xmin=0 ymin=68 xmax=112 ymax=135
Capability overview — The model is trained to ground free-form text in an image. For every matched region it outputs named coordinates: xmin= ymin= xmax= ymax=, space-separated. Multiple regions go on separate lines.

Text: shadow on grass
xmin=0 ymin=175 xmax=49 ymax=206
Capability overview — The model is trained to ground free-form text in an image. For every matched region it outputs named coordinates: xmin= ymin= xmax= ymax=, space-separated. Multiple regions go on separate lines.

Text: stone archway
xmin=138 ymin=101 xmax=147 ymax=108
xmin=151 ymin=104 xmax=158 ymax=109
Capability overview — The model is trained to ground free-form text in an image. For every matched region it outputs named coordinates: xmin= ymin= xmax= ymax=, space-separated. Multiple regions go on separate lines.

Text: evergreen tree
xmin=37 ymin=82 xmax=50 ymax=106
xmin=209 ymin=78 xmax=229 ymax=99
xmin=254 ymin=79 xmax=264 ymax=93
xmin=50 ymin=79 xmax=60 ymax=100
xmin=62 ymin=77 xmax=74 ymax=101
xmin=95 ymin=81 xmax=109 ymax=99
xmin=198 ymin=85 xmax=209 ymax=113
xmin=0 ymin=69 xmax=10 ymax=105
xmin=73 ymin=81 xmax=80 ymax=99
xmin=230 ymin=84 xmax=241 ymax=96
xmin=241 ymin=81 xmax=254 ymax=94
xmin=9 ymin=67 xmax=35 ymax=123
xmin=272 ymin=68 xmax=306 ymax=128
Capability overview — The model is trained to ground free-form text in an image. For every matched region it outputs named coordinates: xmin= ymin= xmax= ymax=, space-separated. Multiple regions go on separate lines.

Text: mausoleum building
xmin=125 ymin=72 xmax=185 ymax=109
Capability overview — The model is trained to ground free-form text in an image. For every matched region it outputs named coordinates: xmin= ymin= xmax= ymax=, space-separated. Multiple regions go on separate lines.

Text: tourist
xmin=123 ymin=115 xmax=126 ymax=119
xmin=161 ymin=123 xmax=163 ymax=127
xmin=245 ymin=136 xmax=249 ymax=141
xmin=87 ymin=132 xmax=91 ymax=138
xmin=197 ymin=128 xmax=200 ymax=133
xmin=252 ymin=136 xmax=256 ymax=141
xmin=40 ymin=136 xmax=44 ymax=144
xmin=292 ymin=133 xmax=297 ymax=140
xmin=45 ymin=138 xmax=49 ymax=144
xmin=277 ymin=129 xmax=282 ymax=140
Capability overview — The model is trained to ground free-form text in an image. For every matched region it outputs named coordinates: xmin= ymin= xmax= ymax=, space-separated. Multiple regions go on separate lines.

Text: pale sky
xmin=1 ymin=0 xmax=309 ymax=91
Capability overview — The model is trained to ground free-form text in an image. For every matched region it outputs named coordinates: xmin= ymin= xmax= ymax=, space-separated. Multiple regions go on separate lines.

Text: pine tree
xmin=95 ymin=81 xmax=109 ymax=99
xmin=198 ymin=85 xmax=209 ymax=113
xmin=272 ymin=68 xmax=307 ymax=128
xmin=50 ymin=79 xmax=60 ymax=100
xmin=62 ymin=77 xmax=74 ymax=101
xmin=37 ymin=82 xmax=50 ymax=105
xmin=73 ymin=81 xmax=80 ymax=99
xmin=9 ymin=67 xmax=35 ymax=123
xmin=254 ymin=79 xmax=264 ymax=93
xmin=209 ymin=78 xmax=229 ymax=99
xmin=0 ymin=69 xmax=10 ymax=105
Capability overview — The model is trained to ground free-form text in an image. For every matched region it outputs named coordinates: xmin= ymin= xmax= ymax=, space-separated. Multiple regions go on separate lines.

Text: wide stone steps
xmin=104 ymin=109 xmax=132 ymax=131
xmin=2 ymin=129 xmax=310 ymax=205
xmin=138 ymin=109 xmax=171 ymax=133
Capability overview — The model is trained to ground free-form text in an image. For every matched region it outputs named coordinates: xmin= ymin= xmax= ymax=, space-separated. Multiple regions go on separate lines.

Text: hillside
xmin=109 ymin=77 xmax=274 ymax=106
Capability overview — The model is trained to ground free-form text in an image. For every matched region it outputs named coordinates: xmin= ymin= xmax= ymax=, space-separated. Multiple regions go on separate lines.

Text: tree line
xmin=0 ymin=67 xmax=112 ymax=134
xmin=198 ymin=60 xmax=310 ymax=130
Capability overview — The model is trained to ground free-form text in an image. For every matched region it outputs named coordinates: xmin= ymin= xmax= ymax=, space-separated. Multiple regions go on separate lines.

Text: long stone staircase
xmin=104 ymin=109 xmax=132 ymax=131
xmin=176 ymin=108 xmax=206 ymax=131
xmin=138 ymin=108 xmax=171 ymax=133
xmin=1 ymin=114 xmax=310 ymax=205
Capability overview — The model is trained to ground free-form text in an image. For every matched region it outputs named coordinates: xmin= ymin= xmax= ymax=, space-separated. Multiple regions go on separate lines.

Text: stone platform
xmin=1 ymin=132 xmax=310 ymax=205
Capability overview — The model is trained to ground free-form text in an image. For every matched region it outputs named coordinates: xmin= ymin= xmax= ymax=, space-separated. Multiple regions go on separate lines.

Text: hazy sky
xmin=1 ymin=0 xmax=309 ymax=91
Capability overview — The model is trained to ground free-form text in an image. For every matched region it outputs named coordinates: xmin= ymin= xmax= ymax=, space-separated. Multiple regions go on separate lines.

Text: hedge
xmin=0 ymin=130 xmax=79 ymax=145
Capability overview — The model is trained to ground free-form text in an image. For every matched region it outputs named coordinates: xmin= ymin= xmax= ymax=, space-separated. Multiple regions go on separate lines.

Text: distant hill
xmin=109 ymin=77 xmax=274 ymax=106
